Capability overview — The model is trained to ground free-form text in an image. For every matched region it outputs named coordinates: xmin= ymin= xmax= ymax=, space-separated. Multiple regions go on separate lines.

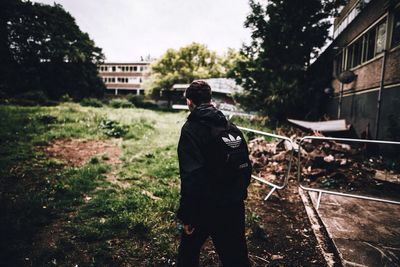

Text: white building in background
xmin=165 ymin=78 xmax=243 ymax=109
xmin=98 ymin=62 xmax=151 ymax=95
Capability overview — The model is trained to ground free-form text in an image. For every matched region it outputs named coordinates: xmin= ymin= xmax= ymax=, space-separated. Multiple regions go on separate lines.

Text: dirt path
xmin=194 ymin=178 xmax=331 ymax=267
xmin=44 ymin=138 xmax=122 ymax=167
xmin=30 ymin=138 xmax=124 ymax=264
xmin=243 ymin=178 xmax=331 ymax=266
xmin=34 ymin=138 xmax=331 ymax=266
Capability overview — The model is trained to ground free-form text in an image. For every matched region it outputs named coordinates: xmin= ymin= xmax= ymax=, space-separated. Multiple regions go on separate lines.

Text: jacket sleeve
xmin=177 ymin=127 xmax=208 ymax=225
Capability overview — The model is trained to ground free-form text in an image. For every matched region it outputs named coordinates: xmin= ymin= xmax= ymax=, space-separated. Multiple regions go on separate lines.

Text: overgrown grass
xmin=0 ymin=103 xmax=186 ymax=266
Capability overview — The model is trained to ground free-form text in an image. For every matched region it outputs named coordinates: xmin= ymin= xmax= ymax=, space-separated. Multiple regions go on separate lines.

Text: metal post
xmin=337 ymin=82 xmax=344 ymax=119
xmin=375 ymin=49 xmax=387 ymax=139
xmin=374 ymin=0 xmax=390 ymax=140
xmin=264 ymin=186 xmax=277 ymax=201
xmin=316 ymin=191 xmax=322 ymax=210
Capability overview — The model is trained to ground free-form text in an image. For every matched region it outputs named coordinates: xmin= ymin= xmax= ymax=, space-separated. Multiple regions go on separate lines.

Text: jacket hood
xmin=187 ymin=103 xmax=227 ymax=127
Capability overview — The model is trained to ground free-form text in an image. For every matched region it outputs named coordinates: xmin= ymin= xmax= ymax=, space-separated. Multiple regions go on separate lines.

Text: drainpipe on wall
xmin=374 ymin=49 xmax=387 ymax=139
xmin=337 ymin=82 xmax=344 ymax=119
xmin=337 ymin=70 xmax=356 ymax=118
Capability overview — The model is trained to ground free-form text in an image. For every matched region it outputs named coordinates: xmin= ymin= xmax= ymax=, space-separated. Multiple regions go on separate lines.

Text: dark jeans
xmin=177 ymin=202 xmax=250 ymax=267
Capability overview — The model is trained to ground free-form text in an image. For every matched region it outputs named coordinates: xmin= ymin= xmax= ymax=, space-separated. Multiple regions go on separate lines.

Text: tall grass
xmin=0 ymin=103 xmax=187 ymax=266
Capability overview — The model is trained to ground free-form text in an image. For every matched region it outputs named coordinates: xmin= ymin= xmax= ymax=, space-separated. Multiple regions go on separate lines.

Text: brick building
xmin=98 ymin=62 xmax=150 ymax=95
xmin=316 ymin=0 xmax=400 ymax=140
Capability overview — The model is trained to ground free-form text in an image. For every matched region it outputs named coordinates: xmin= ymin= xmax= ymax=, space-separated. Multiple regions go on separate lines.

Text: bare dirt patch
xmin=28 ymin=138 xmax=125 ymax=265
xmin=44 ymin=138 xmax=122 ymax=167
xmin=193 ymin=179 xmax=330 ymax=267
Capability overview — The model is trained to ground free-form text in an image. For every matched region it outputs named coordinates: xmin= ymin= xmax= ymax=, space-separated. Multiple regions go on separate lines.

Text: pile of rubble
xmin=248 ymin=137 xmax=292 ymax=185
xmin=247 ymin=129 xmax=400 ymax=193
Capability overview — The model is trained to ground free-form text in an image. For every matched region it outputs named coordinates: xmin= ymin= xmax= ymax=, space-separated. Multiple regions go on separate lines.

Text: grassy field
xmin=0 ymin=103 xmax=187 ymax=266
xmin=0 ymin=103 xmax=332 ymax=267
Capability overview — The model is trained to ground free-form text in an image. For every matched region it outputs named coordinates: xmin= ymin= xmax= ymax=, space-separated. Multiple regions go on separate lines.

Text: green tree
xmin=0 ymin=0 xmax=105 ymax=99
xmin=146 ymin=42 xmax=225 ymax=100
xmin=220 ymin=48 xmax=246 ymax=78
xmin=234 ymin=0 xmax=344 ymax=122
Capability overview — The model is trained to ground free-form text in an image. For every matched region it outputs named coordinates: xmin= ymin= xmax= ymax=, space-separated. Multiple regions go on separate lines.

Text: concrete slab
xmin=309 ymin=192 xmax=400 ymax=267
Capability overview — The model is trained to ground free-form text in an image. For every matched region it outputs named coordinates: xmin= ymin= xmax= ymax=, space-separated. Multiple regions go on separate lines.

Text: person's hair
xmin=185 ymin=80 xmax=212 ymax=106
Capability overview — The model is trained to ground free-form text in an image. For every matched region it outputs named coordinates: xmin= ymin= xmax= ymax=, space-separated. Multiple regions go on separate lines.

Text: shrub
xmin=60 ymin=94 xmax=73 ymax=102
xmin=19 ymin=91 xmax=48 ymax=103
xmin=109 ymin=99 xmax=134 ymax=108
xmin=127 ymin=94 xmax=144 ymax=105
xmin=80 ymin=98 xmax=103 ymax=107
xmin=127 ymin=94 xmax=158 ymax=109
xmin=99 ymin=119 xmax=128 ymax=138
xmin=9 ymin=90 xmax=58 ymax=106
xmin=37 ymin=114 xmax=57 ymax=124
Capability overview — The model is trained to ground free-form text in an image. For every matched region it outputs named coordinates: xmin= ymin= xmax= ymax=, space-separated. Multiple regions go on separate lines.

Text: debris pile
xmin=248 ymin=137 xmax=293 ymax=185
xmin=300 ymin=138 xmax=378 ymax=191
xmin=247 ymin=129 xmax=400 ymax=195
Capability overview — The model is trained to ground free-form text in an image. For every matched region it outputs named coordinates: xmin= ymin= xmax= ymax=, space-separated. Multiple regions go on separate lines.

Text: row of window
xmin=335 ymin=9 xmax=400 ymax=75
xmin=102 ymin=77 xmax=143 ymax=84
xmin=99 ymin=65 xmax=148 ymax=72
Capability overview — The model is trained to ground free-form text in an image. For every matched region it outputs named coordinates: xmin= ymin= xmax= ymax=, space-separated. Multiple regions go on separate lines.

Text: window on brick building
xmin=343 ymin=18 xmax=387 ymax=70
xmin=112 ymin=66 xmax=116 ymax=72
xmin=130 ymin=66 xmax=133 ymax=71
xmin=334 ymin=50 xmax=344 ymax=76
xmin=392 ymin=7 xmax=400 ymax=48
xmin=363 ymin=27 xmax=376 ymax=62
xmin=375 ymin=21 xmax=386 ymax=54
xmin=134 ymin=66 xmax=137 ymax=71
xmin=347 ymin=38 xmax=362 ymax=69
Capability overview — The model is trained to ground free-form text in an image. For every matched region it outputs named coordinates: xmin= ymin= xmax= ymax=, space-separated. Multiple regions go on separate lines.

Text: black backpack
xmin=200 ymin=120 xmax=252 ymax=204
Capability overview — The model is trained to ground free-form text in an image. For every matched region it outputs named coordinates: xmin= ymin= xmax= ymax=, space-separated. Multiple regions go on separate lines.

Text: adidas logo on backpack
xmin=222 ymin=134 xmax=242 ymax=148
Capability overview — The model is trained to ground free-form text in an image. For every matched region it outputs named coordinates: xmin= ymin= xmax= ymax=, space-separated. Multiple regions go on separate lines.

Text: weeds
xmin=80 ymin=98 xmax=103 ymax=107
xmin=99 ymin=119 xmax=129 ymax=138
xmin=246 ymin=211 xmax=268 ymax=241
xmin=109 ymin=98 xmax=134 ymax=109
xmin=0 ymin=103 xmax=185 ymax=266
xmin=38 ymin=114 xmax=57 ymax=124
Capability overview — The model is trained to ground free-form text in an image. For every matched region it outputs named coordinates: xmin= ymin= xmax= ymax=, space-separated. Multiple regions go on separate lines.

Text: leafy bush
xmin=37 ymin=114 xmax=57 ymax=124
xmin=60 ymin=94 xmax=73 ymax=102
xmin=19 ymin=91 xmax=48 ymax=103
xmin=127 ymin=94 xmax=145 ymax=105
xmin=109 ymin=99 xmax=134 ymax=108
xmin=9 ymin=91 xmax=58 ymax=106
xmin=99 ymin=119 xmax=128 ymax=138
xmin=127 ymin=94 xmax=158 ymax=109
xmin=80 ymin=98 xmax=103 ymax=107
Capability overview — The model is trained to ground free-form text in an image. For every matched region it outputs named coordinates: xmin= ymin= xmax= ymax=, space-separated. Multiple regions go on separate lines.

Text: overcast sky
xmin=33 ymin=0 xmax=252 ymax=62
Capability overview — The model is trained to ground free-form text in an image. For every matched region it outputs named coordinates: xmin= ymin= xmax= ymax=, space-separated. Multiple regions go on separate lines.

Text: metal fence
xmin=238 ymin=125 xmax=400 ymax=207
xmin=238 ymin=126 xmax=294 ymax=200
xmin=297 ymin=135 xmax=400 ymax=209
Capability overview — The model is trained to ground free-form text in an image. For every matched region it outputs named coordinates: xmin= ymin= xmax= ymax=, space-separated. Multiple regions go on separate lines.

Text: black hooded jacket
xmin=177 ymin=104 xmax=251 ymax=225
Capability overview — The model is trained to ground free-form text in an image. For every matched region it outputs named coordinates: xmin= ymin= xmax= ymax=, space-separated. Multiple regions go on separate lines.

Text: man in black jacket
xmin=177 ymin=80 xmax=251 ymax=267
